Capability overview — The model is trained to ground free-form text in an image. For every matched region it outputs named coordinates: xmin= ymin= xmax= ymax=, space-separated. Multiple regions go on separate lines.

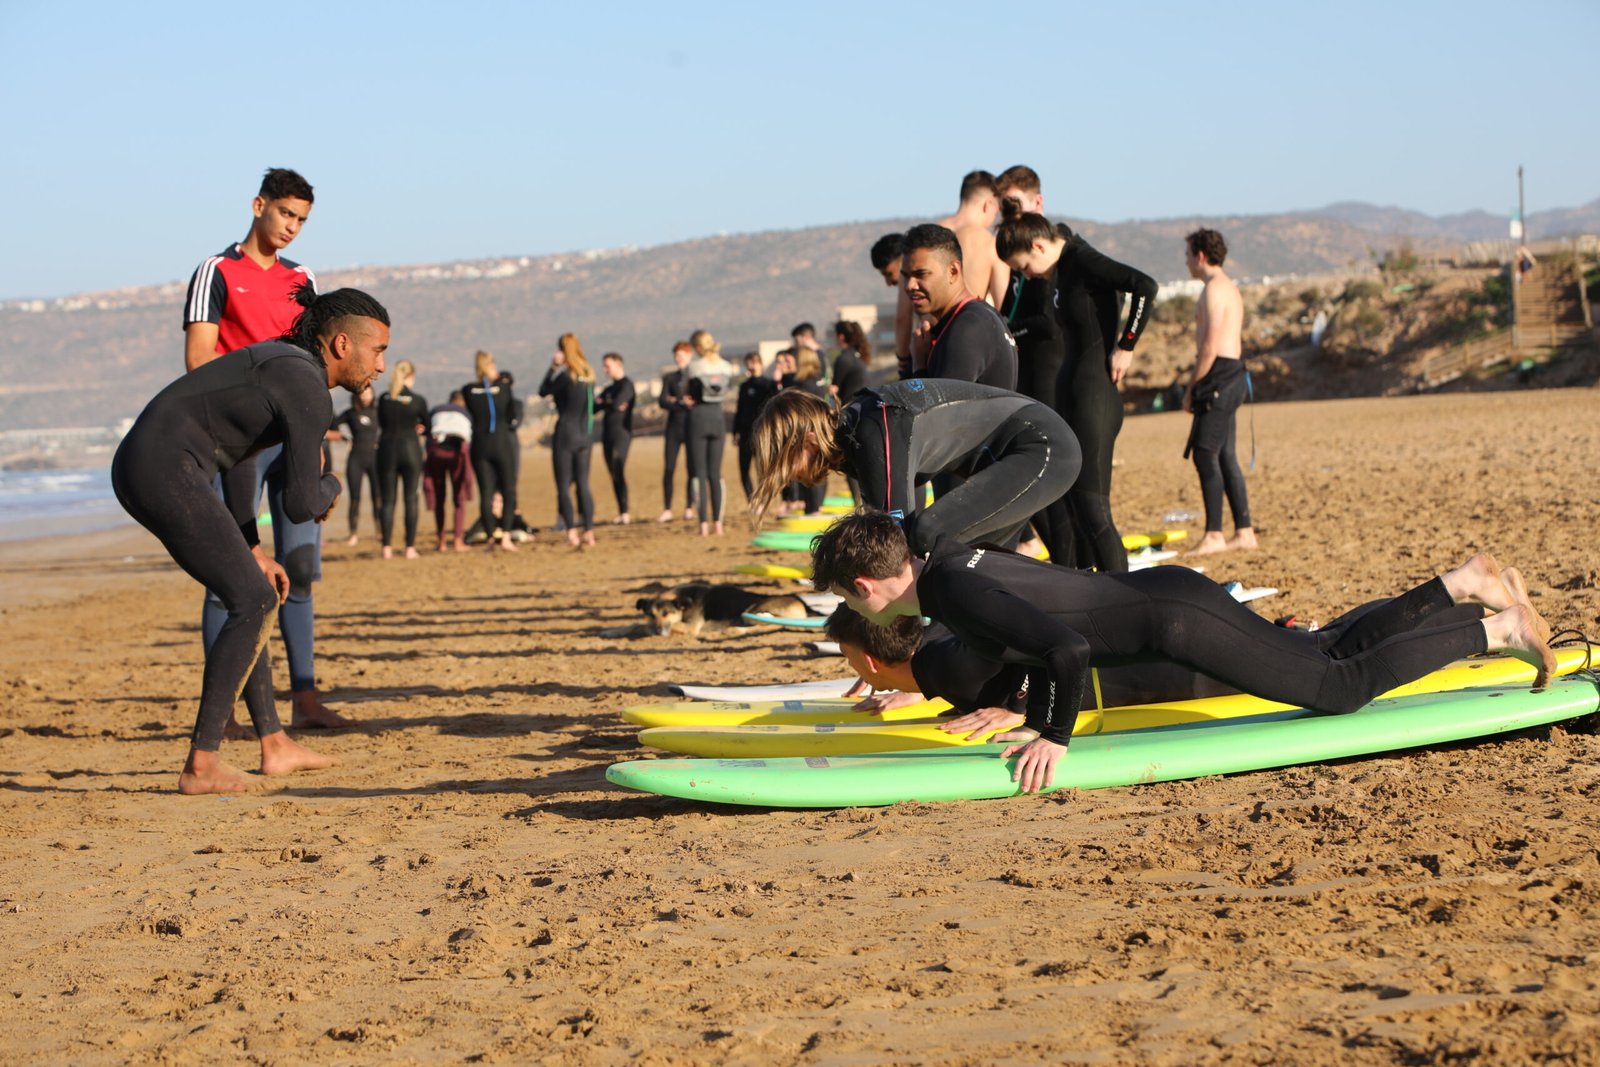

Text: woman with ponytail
xmin=540 ymin=333 xmax=598 ymax=547
xmin=376 ymin=359 xmax=428 ymax=559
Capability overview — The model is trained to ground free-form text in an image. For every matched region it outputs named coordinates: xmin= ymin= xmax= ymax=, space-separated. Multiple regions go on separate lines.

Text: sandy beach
xmin=4 ymin=389 xmax=1600 ymax=1065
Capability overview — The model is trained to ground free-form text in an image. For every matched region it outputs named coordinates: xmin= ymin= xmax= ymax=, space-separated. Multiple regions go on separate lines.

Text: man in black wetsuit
xmin=733 ymin=351 xmax=779 ymax=500
xmin=808 ymin=511 xmax=1556 ymax=795
xmin=902 ymin=223 xmax=1017 ymax=389
xmin=657 ymin=341 xmax=695 ymax=522
xmin=113 ymin=288 xmax=391 ymax=795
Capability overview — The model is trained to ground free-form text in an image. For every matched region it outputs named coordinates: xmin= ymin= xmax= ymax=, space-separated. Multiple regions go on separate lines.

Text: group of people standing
xmin=755 ymin=165 xmax=1256 ymax=570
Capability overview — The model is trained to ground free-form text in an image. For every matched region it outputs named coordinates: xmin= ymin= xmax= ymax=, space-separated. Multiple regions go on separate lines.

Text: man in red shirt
xmin=182 ymin=168 xmax=348 ymax=731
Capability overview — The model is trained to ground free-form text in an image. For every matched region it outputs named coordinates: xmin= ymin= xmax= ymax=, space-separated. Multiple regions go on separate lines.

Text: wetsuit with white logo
xmin=112 ymin=342 xmax=340 ymax=751
xmin=1047 ymin=233 xmax=1158 ymax=572
xmin=462 ymin=374 xmax=519 ymax=538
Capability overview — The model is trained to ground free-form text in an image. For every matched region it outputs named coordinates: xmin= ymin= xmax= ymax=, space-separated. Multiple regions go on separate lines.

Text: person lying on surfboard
xmin=809 ymin=511 xmax=1557 ymax=795
xmin=824 ymin=590 xmax=1493 ymax=737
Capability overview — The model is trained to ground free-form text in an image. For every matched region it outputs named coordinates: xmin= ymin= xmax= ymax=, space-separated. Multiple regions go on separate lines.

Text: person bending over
xmin=113 ymin=287 xmax=391 ymax=794
xmin=751 ymin=380 xmax=1081 ymax=556
xmin=809 ymin=512 xmax=1556 ymax=794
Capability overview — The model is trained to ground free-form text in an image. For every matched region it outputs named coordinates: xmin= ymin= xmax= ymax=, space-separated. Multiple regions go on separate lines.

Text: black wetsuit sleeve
xmin=539 ymin=367 xmax=565 ymax=400
xmin=923 ymin=565 xmax=1091 ymax=745
xmin=1076 ymin=244 xmax=1159 ymax=351
xmin=659 ymin=373 xmax=687 ymax=414
xmin=260 ymin=357 xmax=340 ymax=525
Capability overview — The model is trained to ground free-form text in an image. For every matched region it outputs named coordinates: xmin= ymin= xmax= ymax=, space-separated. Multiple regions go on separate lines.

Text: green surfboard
xmin=606 ymin=677 xmax=1599 ymax=808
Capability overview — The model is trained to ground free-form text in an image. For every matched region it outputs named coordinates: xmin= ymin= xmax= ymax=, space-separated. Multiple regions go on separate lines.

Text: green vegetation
xmin=1378 ymin=241 xmax=1421 ymax=275
xmin=1341 ymin=279 xmax=1384 ymax=303
xmin=1153 ymin=294 xmax=1195 ymax=325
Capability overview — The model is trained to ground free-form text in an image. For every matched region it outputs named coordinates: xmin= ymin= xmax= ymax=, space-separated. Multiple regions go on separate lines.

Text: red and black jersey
xmin=183 ymin=244 xmax=317 ymax=355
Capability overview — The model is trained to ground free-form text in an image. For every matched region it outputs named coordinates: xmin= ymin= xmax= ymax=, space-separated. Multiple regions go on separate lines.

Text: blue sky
xmin=1 ymin=0 xmax=1594 ymax=300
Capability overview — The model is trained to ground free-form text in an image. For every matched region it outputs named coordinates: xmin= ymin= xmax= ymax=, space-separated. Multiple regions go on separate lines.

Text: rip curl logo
xmin=907 ymin=379 xmax=925 ymax=391
xmin=966 ymin=548 xmax=986 ymax=569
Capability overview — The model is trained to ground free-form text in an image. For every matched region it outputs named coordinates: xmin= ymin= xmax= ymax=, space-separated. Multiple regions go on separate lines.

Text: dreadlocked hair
xmin=279 ymin=285 xmax=390 ymax=362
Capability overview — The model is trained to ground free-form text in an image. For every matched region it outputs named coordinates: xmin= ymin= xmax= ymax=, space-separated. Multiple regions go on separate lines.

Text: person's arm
xmin=538 ymin=367 xmax=564 ymax=399
xmin=181 ymin=258 xmax=229 ymax=370
xmin=839 ymin=402 xmax=909 ymax=517
xmin=894 ymin=285 xmax=913 ymax=377
xmin=1076 ymin=244 xmax=1159 ymax=383
xmin=412 ymin=395 xmax=429 ymax=434
xmin=222 ymin=456 xmax=263 ymax=547
xmin=987 ymin=261 xmax=1011 ymax=310
xmin=266 ymin=361 xmax=341 ymax=524
xmin=184 ymin=323 xmax=221 ymax=371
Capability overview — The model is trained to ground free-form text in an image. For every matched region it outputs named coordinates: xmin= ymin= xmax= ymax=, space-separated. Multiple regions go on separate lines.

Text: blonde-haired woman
xmin=540 ymin=333 xmax=598 ymax=547
xmin=751 ymin=378 xmax=1081 ymax=558
xmin=376 ymin=359 xmax=428 ymax=559
xmin=462 ymin=350 xmax=520 ymax=551
xmin=684 ymin=328 xmax=735 ymax=536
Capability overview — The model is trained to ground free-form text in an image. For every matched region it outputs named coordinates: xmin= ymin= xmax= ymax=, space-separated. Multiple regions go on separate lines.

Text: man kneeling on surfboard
xmin=811 ymin=511 xmax=1557 ymax=795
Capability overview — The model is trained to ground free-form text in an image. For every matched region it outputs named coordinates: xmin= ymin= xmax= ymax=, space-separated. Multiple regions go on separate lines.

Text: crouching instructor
xmin=113 ymin=287 xmax=390 ymax=794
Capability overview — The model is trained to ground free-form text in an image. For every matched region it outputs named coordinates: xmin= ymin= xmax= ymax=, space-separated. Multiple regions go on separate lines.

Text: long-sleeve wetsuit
xmin=540 ymin=366 xmax=597 ymax=531
xmin=686 ymin=357 xmax=734 ymax=523
xmin=1048 ymin=233 xmax=1159 ymax=572
xmin=596 ymin=376 xmax=635 ymax=515
xmin=333 ymin=403 xmax=380 ymax=536
xmin=915 ymin=538 xmax=1487 ymax=746
xmin=377 ymin=387 xmax=428 ymax=548
xmin=462 ymin=373 xmax=519 ymax=538
xmin=112 ymin=342 xmax=340 ymax=751
xmin=659 ymin=368 xmax=693 ymax=510
xmin=834 ymin=379 xmax=1081 ymax=556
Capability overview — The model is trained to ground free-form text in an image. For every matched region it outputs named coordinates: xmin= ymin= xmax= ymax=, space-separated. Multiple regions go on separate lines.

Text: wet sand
xmin=3 ymin=389 xmax=1599 ymax=1064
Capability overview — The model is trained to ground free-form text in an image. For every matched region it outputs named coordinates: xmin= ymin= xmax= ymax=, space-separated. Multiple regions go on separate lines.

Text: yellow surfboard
xmin=633 ymin=645 xmax=1597 ymax=757
xmin=621 ymin=696 xmax=953 ymax=728
xmin=776 ymin=517 xmax=1190 ymax=551
xmin=733 ymin=563 xmax=813 ymax=580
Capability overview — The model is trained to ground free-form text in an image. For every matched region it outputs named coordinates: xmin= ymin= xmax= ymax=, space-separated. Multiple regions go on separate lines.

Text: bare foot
xmin=497 ymin=535 xmax=518 ymax=553
xmin=291 ymin=691 xmax=354 ymax=729
xmin=684 ymin=508 xmax=695 ymax=521
xmin=452 ymin=540 xmax=469 ymax=552
xmin=381 ymin=545 xmax=393 ymax=560
xmin=1226 ymin=527 xmax=1259 ymax=551
xmin=222 ymin=717 xmax=255 ymax=742
xmin=566 ymin=528 xmax=581 ymax=548
xmin=1187 ymin=532 xmax=1231 ymax=557
xmin=581 ymin=530 xmax=596 ymax=548
xmin=1442 ymin=553 xmax=1511 ymax=610
xmin=1500 ymin=567 xmax=1551 ymax=643
xmin=404 ymin=546 xmax=420 ymax=560
xmin=178 ymin=750 xmax=259 ymax=795
xmin=258 ymin=731 xmax=337 ymax=776
xmin=711 ymin=521 xmax=724 ymax=537
xmin=699 ymin=522 xmax=710 ymax=537
xmin=1487 ymin=604 xmax=1557 ymax=688
xmin=615 ymin=513 xmax=631 ymax=525
xmin=345 ymin=534 xmax=359 ymax=547
xmin=656 ymin=510 xmax=674 ymax=523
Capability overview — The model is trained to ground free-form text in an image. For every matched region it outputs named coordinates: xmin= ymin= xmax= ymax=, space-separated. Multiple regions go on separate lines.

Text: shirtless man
xmin=1182 ymin=228 xmax=1257 ymax=555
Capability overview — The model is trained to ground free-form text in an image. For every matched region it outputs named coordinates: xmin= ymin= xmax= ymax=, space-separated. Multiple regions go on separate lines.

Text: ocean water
xmin=0 ymin=466 xmax=131 ymax=542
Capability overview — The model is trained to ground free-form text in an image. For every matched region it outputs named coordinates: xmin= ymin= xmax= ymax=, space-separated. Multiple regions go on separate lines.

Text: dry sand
xmin=3 ymin=389 xmax=1600 ymax=1065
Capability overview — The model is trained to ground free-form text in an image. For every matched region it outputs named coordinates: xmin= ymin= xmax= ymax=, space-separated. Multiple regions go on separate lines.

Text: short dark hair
xmin=870 ymin=233 xmax=904 ymax=271
xmin=995 ymin=165 xmax=1040 ymax=197
xmin=958 ymin=170 xmax=998 ymax=203
xmin=259 ymin=167 xmax=314 ymax=203
xmin=602 ymin=351 xmax=624 ymax=365
xmin=791 ymin=323 xmax=815 ymax=340
xmin=903 ymin=223 xmax=962 ymax=267
xmin=825 ymin=604 xmax=923 ymax=664
xmin=811 ymin=510 xmax=910 ymax=594
xmin=1186 ymin=228 xmax=1228 ymax=267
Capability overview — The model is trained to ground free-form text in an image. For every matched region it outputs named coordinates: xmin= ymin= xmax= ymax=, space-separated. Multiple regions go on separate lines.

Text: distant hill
xmin=1 ymin=200 xmax=1594 ymax=431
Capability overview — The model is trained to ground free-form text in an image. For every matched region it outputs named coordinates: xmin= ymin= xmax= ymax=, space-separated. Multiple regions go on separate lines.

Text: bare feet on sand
xmin=345 ymin=534 xmax=359 ymax=547
xmin=453 ymin=540 xmax=469 ymax=552
xmin=495 ymin=534 xmax=518 ymax=552
xmin=382 ymin=545 xmax=394 ymax=560
xmin=614 ymin=513 xmax=631 ymax=525
xmin=1187 ymin=528 xmax=1259 ymax=557
xmin=291 ymin=691 xmax=354 ymax=729
xmin=258 ymin=731 xmax=337 ymax=776
xmin=404 ymin=546 xmax=420 ymax=560
xmin=657 ymin=510 xmax=674 ymax=523
xmin=178 ymin=750 xmax=259 ymax=795
xmin=1487 ymin=604 xmax=1557 ymax=688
